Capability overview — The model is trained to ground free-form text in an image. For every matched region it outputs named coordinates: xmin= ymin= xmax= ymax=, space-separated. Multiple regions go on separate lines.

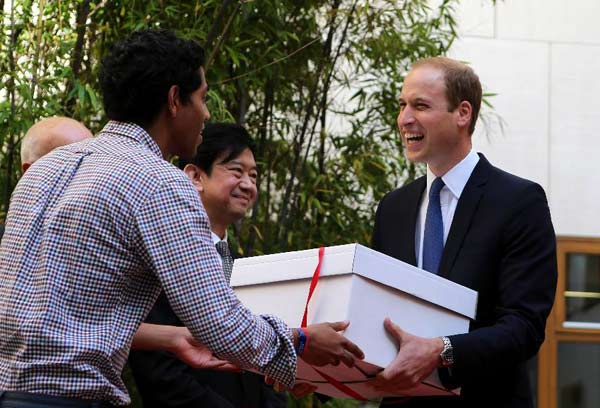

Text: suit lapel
xmin=399 ymin=177 xmax=426 ymax=266
xmin=438 ymin=154 xmax=491 ymax=279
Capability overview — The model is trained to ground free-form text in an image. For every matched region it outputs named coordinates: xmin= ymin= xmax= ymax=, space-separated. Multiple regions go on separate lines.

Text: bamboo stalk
xmin=65 ymin=0 xmax=90 ymax=114
xmin=276 ymin=0 xmax=342 ymax=246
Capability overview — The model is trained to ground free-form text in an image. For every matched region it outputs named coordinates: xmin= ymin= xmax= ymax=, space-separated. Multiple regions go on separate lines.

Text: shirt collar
xmin=100 ymin=120 xmax=163 ymax=159
xmin=211 ymin=230 xmax=228 ymax=246
xmin=426 ymin=150 xmax=480 ymax=199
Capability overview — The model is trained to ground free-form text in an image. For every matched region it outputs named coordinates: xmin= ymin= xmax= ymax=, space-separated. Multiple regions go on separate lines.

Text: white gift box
xmin=231 ymin=243 xmax=478 ymax=400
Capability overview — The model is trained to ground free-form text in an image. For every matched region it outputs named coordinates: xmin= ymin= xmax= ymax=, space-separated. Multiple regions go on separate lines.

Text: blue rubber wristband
xmin=296 ymin=328 xmax=307 ymax=356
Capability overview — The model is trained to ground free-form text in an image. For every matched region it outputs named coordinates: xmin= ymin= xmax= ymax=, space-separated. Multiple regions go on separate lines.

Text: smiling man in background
xmin=130 ymin=122 xmax=287 ymax=408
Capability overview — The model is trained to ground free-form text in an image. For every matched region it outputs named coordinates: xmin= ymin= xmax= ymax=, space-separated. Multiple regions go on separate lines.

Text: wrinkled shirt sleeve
xmin=131 ymin=179 xmax=297 ymax=387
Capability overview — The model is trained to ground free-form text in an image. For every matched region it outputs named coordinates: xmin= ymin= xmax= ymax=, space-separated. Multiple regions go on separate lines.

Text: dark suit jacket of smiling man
xmin=371 ymin=57 xmax=557 ymax=408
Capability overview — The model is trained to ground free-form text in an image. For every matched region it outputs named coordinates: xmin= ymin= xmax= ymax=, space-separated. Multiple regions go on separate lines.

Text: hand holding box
xmin=232 ymin=244 xmax=478 ymax=400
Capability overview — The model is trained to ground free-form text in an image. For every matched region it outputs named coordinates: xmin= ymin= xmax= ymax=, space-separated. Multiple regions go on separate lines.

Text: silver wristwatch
xmin=440 ymin=336 xmax=454 ymax=367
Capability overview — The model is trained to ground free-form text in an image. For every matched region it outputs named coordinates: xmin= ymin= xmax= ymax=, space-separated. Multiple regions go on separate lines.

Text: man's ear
xmin=456 ymin=100 xmax=473 ymax=130
xmin=21 ymin=162 xmax=31 ymax=173
xmin=167 ymin=85 xmax=181 ymax=118
xmin=183 ymin=163 xmax=204 ymax=193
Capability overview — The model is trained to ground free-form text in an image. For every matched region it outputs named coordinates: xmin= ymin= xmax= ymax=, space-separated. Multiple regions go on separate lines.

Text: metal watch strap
xmin=440 ymin=336 xmax=454 ymax=367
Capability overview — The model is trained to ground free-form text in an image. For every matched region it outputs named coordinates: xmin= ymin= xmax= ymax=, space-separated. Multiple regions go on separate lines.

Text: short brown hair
xmin=412 ymin=57 xmax=482 ymax=135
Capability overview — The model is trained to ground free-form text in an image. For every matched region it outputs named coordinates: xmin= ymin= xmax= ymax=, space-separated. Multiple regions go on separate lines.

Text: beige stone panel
xmin=549 ymin=43 xmax=600 ymax=237
xmin=429 ymin=0 xmax=495 ymax=38
xmin=497 ymin=0 xmax=600 ymax=45
xmin=449 ymin=37 xmax=550 ymax=191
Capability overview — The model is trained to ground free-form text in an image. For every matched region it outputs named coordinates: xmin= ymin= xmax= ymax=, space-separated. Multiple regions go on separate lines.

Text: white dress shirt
xmin=415 ymin=150 xmax=480 ymax=268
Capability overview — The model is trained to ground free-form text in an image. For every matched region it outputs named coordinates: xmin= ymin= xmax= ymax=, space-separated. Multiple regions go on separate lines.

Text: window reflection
xmin=566 ymin=254 xmax=600 ymax=324
xmin=557 ymin=342 xmax=600 ymax=408
xmin=528 ymin=355 xmax=538 ymax=408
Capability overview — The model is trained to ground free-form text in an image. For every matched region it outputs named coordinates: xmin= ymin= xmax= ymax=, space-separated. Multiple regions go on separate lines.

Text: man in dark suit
xmin=129 ymin=123 xmax=287 ymax=408
xmin=370 ymin=57 xmax=557 ymax=408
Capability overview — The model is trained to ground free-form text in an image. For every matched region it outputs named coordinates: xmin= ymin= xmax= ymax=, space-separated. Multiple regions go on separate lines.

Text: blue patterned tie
xmin=423 ymin=177 xmax=445 ymax=274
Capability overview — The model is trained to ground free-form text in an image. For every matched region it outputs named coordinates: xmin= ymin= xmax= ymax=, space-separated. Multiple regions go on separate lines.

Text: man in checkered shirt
xmin=0 ymin=29 xmax=363 ymax=407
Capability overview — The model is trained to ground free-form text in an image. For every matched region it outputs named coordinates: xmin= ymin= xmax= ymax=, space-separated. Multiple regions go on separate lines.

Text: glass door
xmin=537 ymin=237 xmax=600 ymax=408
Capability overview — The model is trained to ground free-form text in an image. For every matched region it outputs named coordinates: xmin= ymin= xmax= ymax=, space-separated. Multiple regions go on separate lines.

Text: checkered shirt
xmin=0 ymin=121 xmax=296 ymax=406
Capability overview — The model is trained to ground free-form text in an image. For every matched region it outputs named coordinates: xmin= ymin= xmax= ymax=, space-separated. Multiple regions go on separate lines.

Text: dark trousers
xmin=0 ymin=392 xmax=114 ymax=408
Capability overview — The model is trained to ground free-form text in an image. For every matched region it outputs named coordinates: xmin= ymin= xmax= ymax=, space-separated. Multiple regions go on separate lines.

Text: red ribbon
xmin=313 ymin=367 xmax=367 ymax=401
xmin=300 ymin=246 xmax=367 ymax=401
xmin=301 ymin=246 xmax=325 ymax=327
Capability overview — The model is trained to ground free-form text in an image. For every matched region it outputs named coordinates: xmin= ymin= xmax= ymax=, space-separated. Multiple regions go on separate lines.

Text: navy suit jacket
xmin=372 ymin=154 xmax=557 ymax=408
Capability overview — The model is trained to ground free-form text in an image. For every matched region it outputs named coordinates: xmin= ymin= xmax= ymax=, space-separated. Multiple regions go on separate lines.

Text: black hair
xmin=179 ymin=123 xmax=256 ymax=175
xmin=99 ymin=29 xmax=205 ymax=127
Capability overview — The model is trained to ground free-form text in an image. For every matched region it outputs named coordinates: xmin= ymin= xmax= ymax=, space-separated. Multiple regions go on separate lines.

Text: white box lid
xmin=232 ymin=243 xmax=477 ymax=319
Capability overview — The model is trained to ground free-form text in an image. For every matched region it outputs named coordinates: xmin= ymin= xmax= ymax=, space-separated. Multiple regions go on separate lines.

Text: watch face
xmin=440 ymin=337 xmax=454 ymax=367
xmin=441 ymin=351 xmax=453 ymax=367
